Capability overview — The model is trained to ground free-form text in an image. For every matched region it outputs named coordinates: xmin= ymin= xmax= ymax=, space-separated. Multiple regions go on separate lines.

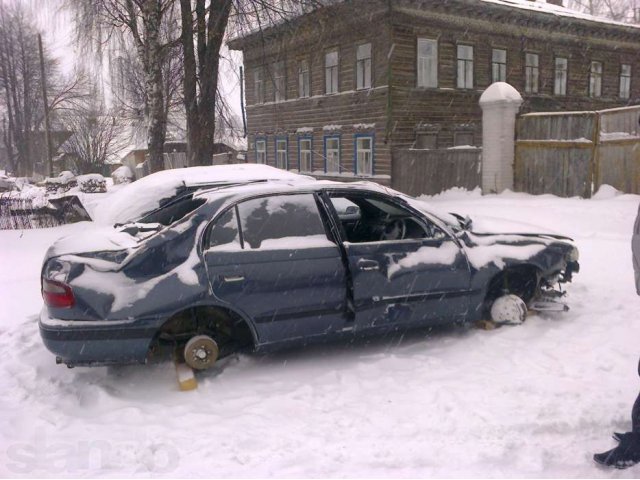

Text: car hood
xmin=466 ymin=215 xmax=570 ymax=239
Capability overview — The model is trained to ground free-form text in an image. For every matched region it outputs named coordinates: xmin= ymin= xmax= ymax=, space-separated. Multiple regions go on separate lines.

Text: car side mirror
xmin=345 ymin=206 xmax=358 ymax=215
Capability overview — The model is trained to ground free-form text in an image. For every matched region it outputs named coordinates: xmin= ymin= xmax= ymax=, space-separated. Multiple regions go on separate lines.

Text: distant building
xmin=228 ymin=0 xmax=640 ymax=188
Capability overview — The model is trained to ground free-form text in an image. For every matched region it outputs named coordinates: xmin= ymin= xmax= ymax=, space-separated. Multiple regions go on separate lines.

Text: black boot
xmin=594 ymin=432 xmax=640 ymax=469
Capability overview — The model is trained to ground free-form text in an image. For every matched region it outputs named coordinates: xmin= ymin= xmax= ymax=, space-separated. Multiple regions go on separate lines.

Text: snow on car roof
xmin=94 ymin=164 xmax=314 ymax=226
xmin=196 ymin=179 xmax=463 ymax=229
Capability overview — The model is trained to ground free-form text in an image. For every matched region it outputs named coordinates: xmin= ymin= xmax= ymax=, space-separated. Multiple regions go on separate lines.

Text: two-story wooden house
xmin=228 ymin=0 xmax=640 ymax=188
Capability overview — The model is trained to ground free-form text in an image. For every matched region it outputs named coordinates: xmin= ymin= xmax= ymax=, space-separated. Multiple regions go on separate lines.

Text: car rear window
xmin=138 ymin=195 xmax=205 ymax=226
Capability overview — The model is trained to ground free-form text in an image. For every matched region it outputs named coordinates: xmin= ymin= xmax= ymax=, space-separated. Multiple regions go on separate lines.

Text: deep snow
xmin=1 ymin=187 xmax=640 ymax=477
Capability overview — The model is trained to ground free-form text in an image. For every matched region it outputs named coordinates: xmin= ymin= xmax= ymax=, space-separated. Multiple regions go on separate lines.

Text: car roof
xmin=194 ymin=179 xmax=396 ymax=201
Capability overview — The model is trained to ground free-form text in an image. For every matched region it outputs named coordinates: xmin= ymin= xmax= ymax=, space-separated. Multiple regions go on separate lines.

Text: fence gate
xmin=515 ymin=106 xmax=640 ymax=198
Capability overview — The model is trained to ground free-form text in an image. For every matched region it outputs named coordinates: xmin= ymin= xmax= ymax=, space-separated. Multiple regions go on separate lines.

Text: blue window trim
xmin=354 ymin=132 xmax=375 ymax=176
xmin=275 ymin=136 xmax=289 ymax=170
xmin=255 ymin=136 xmax=267 ymax=164
xmin=297 ymin=135 xmax=313 ymax=172
xmin=323 ymin=134 xmax=341 ymax=174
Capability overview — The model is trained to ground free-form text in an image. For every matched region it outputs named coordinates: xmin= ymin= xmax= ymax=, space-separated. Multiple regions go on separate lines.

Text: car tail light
xmin=42 ymin=278 xmax=75 ymax=308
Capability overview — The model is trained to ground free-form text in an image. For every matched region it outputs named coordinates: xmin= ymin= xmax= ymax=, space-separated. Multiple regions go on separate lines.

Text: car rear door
xmin=324 ymin=191 xmax=472 ymax=331
xmin=203 ymin=193 xmax=349 ymax=345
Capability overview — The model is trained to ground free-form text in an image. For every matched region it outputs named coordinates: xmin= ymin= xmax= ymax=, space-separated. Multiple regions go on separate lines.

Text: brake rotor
xmin=183 ymin=335 xmax=219 ymax=370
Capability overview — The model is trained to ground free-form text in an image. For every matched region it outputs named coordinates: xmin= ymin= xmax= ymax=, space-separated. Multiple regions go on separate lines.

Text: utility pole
xmin=38 ymin=33 xmax=53 ymax=178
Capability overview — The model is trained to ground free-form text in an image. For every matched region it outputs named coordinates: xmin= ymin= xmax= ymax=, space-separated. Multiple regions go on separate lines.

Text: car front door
xmin=325 ymin=191 xmax=472 ymax=331
xmin=203 ymin=193 xmax=349 ymax=345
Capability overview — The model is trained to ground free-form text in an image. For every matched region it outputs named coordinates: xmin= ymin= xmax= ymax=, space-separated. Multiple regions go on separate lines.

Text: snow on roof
xmin=229 ymin=0 xmax=638 ymax=47
xmin=477 ymin=0 xmax=639 ymax=29
xmin=94 ymin=164 xmax=314 ymax=226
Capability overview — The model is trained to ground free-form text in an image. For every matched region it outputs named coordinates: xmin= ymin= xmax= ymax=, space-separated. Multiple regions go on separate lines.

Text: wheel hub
xmin=184 ymin=335 xmax=219 ymax=370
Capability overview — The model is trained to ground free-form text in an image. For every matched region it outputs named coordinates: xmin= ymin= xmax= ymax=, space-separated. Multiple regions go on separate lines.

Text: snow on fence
xmin=515 ymin=106 xmax=640 ymax=198
xmin=392 ymin=147 xmax=482 ymax=196
xmin=0 ymin=193 xmax=63 ymax=230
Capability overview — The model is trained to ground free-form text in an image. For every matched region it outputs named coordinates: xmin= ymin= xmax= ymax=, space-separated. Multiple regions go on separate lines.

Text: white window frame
xmin=417 ymin=38 xmax=438 ymax=88
xmin=273 ymin=61 xmax=286 ymax=102
xmin=299 ymin=138 xmax=312 ymax=172
xmin=355 ymin=135 xmax=373 ymax=176
xmin=554 ymin=57 xmax=568 ymax=96
xmin=325 ymin=50 xmax=339 ymax=94
xmin=324 ymin=136 xmax=340 ymax=174
xmin=525 ymin=53 xmax=539 ymax=94
xmin=590 ymin=61 xmax=603 ymax=97
xmin=255 ymin=139 xmax=266 ymax=164
xmin=276 ymin=138 xmax=288 ymax=169
xmin=356 ymin=43 xmax=372 ymax=90
xmin=620 ymin=64 xmax=631 ymax=100
xmin=254 ymin=68 xmax=264 ymax=104
xmin=298 ymin=59 xmax=310 ymax=98
xmin=457 ymin=45 xmax=474 ymax=89
xmin=492 ymin=49 xmax=507 ymax=83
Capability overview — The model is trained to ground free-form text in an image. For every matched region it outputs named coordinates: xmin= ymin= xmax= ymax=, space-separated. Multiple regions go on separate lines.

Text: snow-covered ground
xmin=1 ymin=186 xmax=640 ymax=477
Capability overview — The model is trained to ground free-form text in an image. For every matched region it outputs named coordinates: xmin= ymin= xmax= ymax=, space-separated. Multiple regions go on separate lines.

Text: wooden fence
xmin=392 ymin=147 xmax=482 ymax=196
xmin=515 ymin=106 xmax=640 ymax=198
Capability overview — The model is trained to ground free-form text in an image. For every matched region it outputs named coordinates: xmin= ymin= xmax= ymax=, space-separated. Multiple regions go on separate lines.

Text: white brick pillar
xmin=479 ymin=82 xmax=523 ymax=193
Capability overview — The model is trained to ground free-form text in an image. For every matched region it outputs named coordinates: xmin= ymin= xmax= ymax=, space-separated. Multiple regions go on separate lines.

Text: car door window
xmin=329 ymin=194 xmax=445 ymax=243
xmin=206 ymin=207 xmax=242 ymax=251
xmin=238 ymin=194 xmax=331 ymax=249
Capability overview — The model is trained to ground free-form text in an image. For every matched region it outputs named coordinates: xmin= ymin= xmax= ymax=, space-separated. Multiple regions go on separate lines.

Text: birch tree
xmin=69 ymin=0 xmax=181 ymax=173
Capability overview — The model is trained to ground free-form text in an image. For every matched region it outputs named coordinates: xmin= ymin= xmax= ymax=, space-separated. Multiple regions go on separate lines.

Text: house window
xmin=255 ymin=139 xmax=266 ymax=164
xmin=324 ymin=136 xmax=340 ymax=173
xmin=355 ymin=135 xmax=373 ymax=176
xmin=417 ymin=38 xmax=438 ymax=88
xmin=525 ymin=53 xmax=539 ymax=93
xmin=554 ymin=57 xmax=568 ymax=96
xmin=492 ymin=49 xmax=507 ymax=83
xmin=454 ymin=129 xmax=474 ymax=147
xmin=356 ymin=43 xmax=372 ymax=90
xmin=325 ymin=50 xmax=339 ymax=94
xmin=590 ymin=61 xmax=603 ymax=97
xmin=298 ymin=59 xmax=310 ymax=98
xmin=299 ymin=138 xmax=312 ymax=172
xmin=457 ymin=45 xmax=474 ymax=89
xmin=273 ymin=61 xmax=286 ymax=102
xmin=254 ymin=68 xmax=264 ymax=104
xmin=620 ymin=64 xmax=631 ymax=100
xmin=276 ymin=138 xmax=288 ymax=169
xmin=415 ymin=132 xmax=438 ymax=149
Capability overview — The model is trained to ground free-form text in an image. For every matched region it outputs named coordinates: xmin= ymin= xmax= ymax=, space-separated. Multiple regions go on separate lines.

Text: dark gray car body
xmin=40 ymin=181 xmax=579 ymax=367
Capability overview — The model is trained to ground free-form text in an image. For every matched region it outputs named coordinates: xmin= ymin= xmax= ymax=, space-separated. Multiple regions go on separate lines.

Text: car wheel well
xmin=485 ymin=265 xmax=541 ymax=307
xmin=148 ymin=306 xmax=254 ymax=360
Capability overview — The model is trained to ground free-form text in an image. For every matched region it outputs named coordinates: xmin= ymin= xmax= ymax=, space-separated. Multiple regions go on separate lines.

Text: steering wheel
xmin=380 ymin=218 xmax=407 ymax=241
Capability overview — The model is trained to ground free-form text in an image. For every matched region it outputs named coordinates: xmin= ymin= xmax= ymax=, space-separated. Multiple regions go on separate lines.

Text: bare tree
xmin=179 ymin=0 xmax=323 ymax=166
xmin=566 ymin=0 xmax=637 ymax=23
xmin=69 ymin=0 xmax=181 ymax=173
xmin=60 ymin=100 xmax=125 ymax=174
xmin=0 ymin=1 xmax=88 ymax=176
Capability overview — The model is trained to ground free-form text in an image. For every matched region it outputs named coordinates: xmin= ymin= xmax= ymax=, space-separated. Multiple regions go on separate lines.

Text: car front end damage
xmin=461 ymin=230 xmax=580 ymax=320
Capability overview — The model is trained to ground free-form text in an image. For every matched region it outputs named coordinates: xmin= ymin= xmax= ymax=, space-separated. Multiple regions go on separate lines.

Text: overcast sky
xmin=21 ymin=0 xmax=243 ymax=120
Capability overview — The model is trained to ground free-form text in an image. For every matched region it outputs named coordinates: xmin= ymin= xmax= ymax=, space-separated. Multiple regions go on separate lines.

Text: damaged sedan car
xmin=40 ymin=180 xmax=579 ymax=369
